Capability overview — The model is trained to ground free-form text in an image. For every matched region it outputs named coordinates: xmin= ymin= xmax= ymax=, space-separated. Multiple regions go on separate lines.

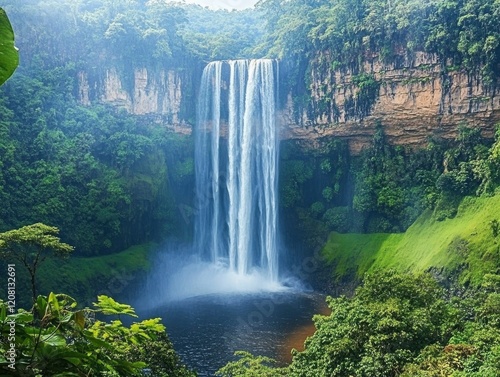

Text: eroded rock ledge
xmin=281 ymin=52 xmax=500 ymax=153
xmin=77 ymin=52 xmax=500 ymax=154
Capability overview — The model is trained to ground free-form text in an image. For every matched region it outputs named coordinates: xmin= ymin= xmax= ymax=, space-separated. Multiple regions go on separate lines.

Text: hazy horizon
xmin=171 ymin=0 xmax=259 ymax=10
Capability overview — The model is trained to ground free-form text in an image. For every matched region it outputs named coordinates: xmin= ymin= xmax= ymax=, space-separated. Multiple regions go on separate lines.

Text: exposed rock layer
xmin=281 ymin=52 xmax=500 ymax=153
xmin=77 ymin=53 xmax=500 ymax=154
xmin=77 ymin=67 xmax=192 ymax=134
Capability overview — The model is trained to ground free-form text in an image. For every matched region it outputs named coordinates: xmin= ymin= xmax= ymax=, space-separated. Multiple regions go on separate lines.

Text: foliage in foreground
xmin=216 ymin=351 xmax=287 ymax=377
xmin=0 ymin=223 xmax=74 ymax=303
xmin=0 ymin=7 xmax=18 ymax=85
xmin=0 ymin=293 xmax=195 ymax=376
xmin=218 ymin=271 xmax=500 ymax=376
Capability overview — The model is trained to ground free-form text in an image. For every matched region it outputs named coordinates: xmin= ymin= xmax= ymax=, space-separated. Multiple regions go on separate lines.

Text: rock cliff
xmin=281 ymin=51 xmax=500 ymax=153
xmin=77 ymin=67 xmax=192 ymax=134
xmin=76 ymin=53 xmax=500 ymax=153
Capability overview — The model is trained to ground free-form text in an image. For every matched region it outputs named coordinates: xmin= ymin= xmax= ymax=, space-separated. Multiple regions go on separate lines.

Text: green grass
xmin=37 ymin=243 xmax=153 ymax=306
xmin=323 ymin=193 xmax=500 ymax=285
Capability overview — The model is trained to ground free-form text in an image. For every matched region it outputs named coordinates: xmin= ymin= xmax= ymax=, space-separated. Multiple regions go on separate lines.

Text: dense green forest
xmin=0 ymin=70 xmax=194 ymax=255
xmin=2 ymin=0 xmax=499 ymax=258
xmin=0 ymin=0 xmax=266 ymax=257
xmin=257 ymin=0 xmax=500 ymax=79
xmin=1 ymin=0 xmax=500 ymax=376
xmin=281 ymin=124 xmax=500 ymax=252
xmin=3 ymin=0 xmax=263 ymax=68
xmin=217 ymin=271 xmax=500 ymax=376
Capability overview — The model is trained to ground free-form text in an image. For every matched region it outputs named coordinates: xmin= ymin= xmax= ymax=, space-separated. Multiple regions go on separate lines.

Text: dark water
xmin=138 ymin=291 xmax=326 ymax=376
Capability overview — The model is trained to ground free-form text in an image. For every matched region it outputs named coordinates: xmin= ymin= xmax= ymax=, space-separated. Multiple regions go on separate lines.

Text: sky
xmin=174 ymin=0 xmax=259 ymax=10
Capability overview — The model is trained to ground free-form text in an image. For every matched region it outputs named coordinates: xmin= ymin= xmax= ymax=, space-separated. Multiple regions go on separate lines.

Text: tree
xmin=0 ymin=292 xmax=195 ymax=376
xmin=457 ymin=0 xmax=500 ymax=83
xmin=402 ymin=274 xmax=500 ymax=376
xmin=216 ymin=351 xmax=287 ymax=377
xmin=488 ymin=124 xmax=500 ymax=183
xmin=288 ymin=271 xmax=454 ymax=377
xmin=217 ymin=272 xmax=500 ymax=376
xmin=0 ymin=7 xmax=18 ymax=85
xmin=127 ymin=332 xmax=197 ymax=377
xmin=0 ymin=223 xmax=73 ymax=303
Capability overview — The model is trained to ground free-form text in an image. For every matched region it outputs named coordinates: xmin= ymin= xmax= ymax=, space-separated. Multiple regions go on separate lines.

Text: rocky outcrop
xmin=77 ymin=54 xmax=500 ymax=153
xmin=77 ymin=67 xmax=192 ymax=134
xmin=280 ymin=51 xmax=500 ymax=153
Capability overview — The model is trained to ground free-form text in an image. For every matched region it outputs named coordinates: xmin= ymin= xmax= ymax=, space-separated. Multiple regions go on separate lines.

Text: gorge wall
xmin=281 ymin=51 xmax=500 ymax=153
xmin=77 ymin=67 xmax=194 ymax=135
xmin=77 ymin=52 xmax=500 ymax=153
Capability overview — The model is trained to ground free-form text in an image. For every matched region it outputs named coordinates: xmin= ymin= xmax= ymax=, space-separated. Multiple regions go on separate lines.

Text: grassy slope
xmin=323 ymin=193 xmax=500 ymax=285
xmin=36 ymin=243 xmax=153 ymax=306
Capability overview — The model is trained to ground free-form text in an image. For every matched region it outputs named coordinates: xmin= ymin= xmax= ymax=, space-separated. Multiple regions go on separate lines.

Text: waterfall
xmin=194 ymin=59 xmax=279 ymax=282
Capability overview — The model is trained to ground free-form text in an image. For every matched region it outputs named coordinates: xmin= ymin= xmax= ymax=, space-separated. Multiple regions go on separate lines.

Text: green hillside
xmin=34 ymin=243 xmax=153 ymax=306
xmin=323 ymin=191 xmax=500 ymax=285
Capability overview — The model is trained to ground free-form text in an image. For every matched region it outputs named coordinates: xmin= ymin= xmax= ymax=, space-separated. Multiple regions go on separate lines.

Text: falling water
xmin=194 ymin=59 xmax=279 ymax=282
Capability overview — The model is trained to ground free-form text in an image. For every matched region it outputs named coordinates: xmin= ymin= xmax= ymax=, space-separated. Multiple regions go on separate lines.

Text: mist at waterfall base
xmin=142 ymin=247 xmax=305 ymax=303
xmin=136 ymin=238 xmax=323 ymax=375
xmin=142 ymin=59 xmax=297 ymax=302
xmin=138 ymin=245 xmax=322 ymax=376
xmin=135 ymin=59 xmax=322 ymax=375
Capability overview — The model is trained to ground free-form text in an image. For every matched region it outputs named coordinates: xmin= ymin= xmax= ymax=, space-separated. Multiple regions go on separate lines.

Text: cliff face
xmin=76 ymin=53 xmax=500 ymax=153
xmin=281 ymin=52 xmax=500 ymax=153
xmin=77 ymin=67 xmax=192 ymax=134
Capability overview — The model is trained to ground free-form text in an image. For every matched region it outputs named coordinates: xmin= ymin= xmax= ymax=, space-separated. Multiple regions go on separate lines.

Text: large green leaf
xmin=84 ymin=333 xmax=115 ymax=350
xmin=73 ymin=311 xmax=85 ymax=329
xmin=93 ymin=295 xmax=138 ymax=317
xmin=9 ymin=311 xmax=34 ymax=323
xmin=0 ymin=8 xmax=18 ymax=86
